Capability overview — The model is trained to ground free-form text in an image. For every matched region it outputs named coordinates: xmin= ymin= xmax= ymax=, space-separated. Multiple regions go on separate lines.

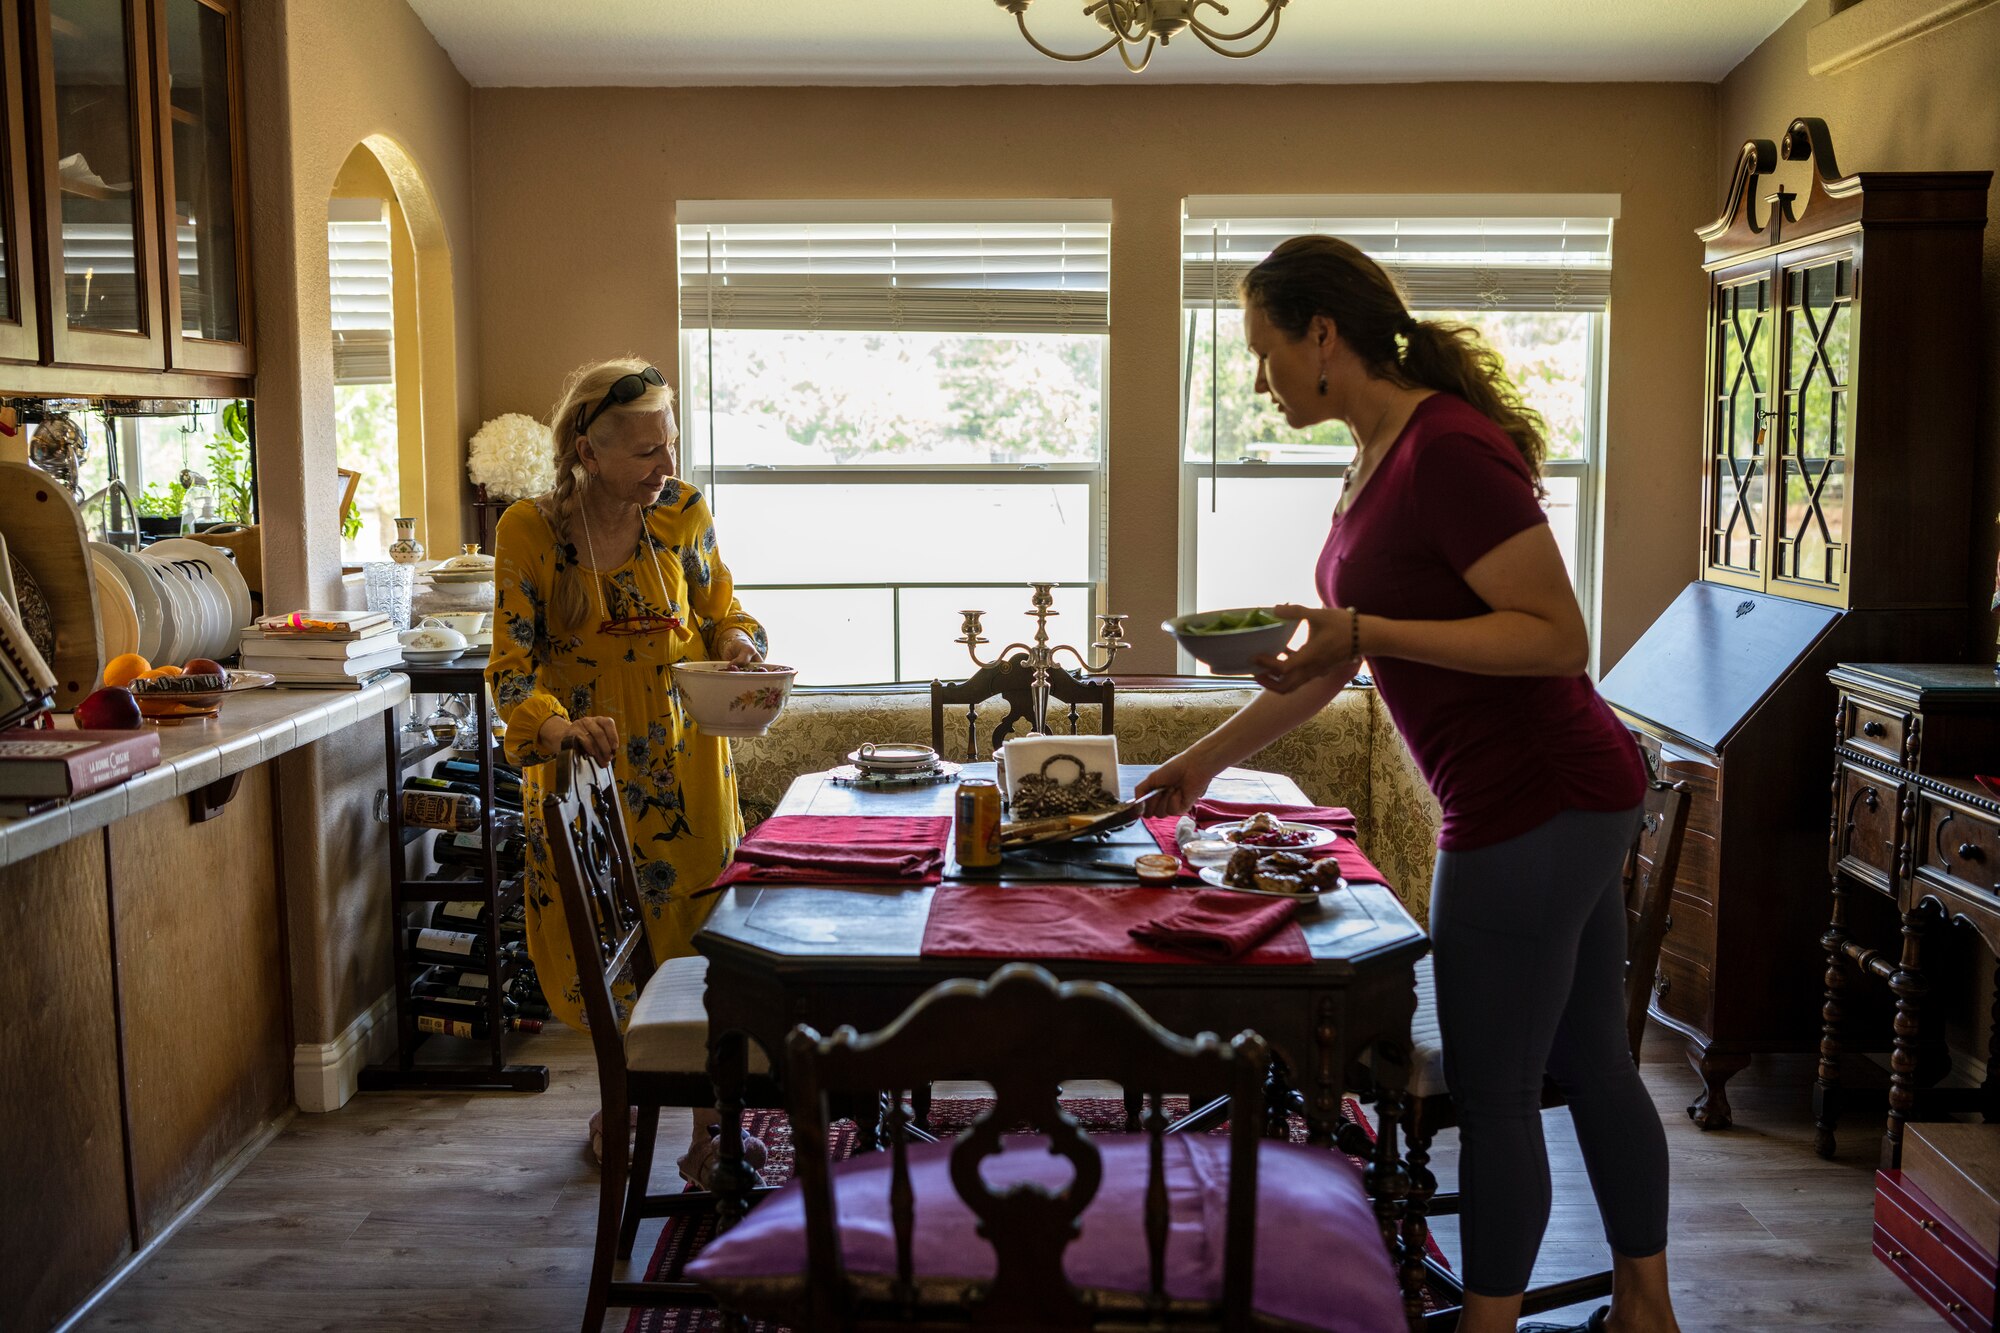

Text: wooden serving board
xmin=0 ymin=461 xmax=101 ymax=706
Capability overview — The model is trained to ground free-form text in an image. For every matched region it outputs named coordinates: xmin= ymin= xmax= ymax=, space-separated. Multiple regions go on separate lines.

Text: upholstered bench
xmin=730 ymin=681 xmax=1443 ymax=927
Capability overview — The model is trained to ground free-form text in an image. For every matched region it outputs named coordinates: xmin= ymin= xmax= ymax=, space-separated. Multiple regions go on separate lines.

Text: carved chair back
xmin=786 ymin=963 xmax=1269 ymax=1331
xmin=1621 ymin=777 xmax=1692 ymax=1062
xmin=544 ymin=753 xmax=657 ymax=1103
xmin=929 ymin=654 xmax=1116 ymax=761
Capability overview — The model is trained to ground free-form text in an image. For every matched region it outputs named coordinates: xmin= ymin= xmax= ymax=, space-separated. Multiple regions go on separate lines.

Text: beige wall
xmin=468 ymin=83 xmax=1717 ymax=675
xmin=1719 ymin=0 xmax=2000 ymax=653
xmin=242 ymin=0 xmax=479 ymax=1045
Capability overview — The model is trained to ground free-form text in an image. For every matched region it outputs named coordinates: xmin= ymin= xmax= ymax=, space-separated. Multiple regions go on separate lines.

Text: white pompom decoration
xmin=467 ymin=413 xmax=556 ymax=500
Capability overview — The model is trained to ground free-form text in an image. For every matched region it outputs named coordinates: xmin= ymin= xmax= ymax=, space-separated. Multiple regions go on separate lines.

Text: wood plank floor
xmin=74 ymin=1024 xmax=1941 ymax=1332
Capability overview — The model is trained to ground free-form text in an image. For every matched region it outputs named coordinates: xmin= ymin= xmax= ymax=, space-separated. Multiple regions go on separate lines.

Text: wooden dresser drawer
xmin=1651 ymin=946 xmax=1713 ymax=1029
xmin=1877 ymin=1169 xmax=1997 ymax=1330
xmin=1659 ymin=889 xmax=1716 ymax=971
xmin=1916 ymin=790 xmax=2000 ymax=899
xmin=1843 ymin=694 xmax=1916 ymax=768
xmin=1833 ymin=762 xmax=1904 ymax=896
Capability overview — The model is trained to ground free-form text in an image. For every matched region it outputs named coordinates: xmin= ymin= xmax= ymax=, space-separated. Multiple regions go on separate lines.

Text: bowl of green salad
xmin=1162 ymin=606 xmax=1303 ymax=675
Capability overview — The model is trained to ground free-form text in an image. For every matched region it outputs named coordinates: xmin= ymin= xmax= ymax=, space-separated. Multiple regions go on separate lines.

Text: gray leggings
xmin=1428 ymin=805 xmax=1668 ymax=1297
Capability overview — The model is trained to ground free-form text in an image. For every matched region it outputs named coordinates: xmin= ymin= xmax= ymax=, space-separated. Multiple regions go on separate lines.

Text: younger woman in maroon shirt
xmin=1139 ymin=236 xmax=1681 ymax=1333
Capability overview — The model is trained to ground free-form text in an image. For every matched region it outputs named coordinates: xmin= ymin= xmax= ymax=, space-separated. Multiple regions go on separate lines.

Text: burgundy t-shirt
xmin=1316 ymin=393 xmax=1644 ymax=852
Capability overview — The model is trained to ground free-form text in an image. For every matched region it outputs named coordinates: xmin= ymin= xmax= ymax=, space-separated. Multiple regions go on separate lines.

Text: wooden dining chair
xmin=686 ymin=962 xmax=1410 ymax=1332
xmin=929 ymin=652 xmax=1115 ymax=760
xmin=543 ymin=753 xmax=782 ymax=1333
xmin=1397 ymin=776 xmax=1691 ymax=1326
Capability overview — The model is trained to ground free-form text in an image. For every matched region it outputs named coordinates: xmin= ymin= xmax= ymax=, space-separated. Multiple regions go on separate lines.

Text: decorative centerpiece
xmin=954 ymin=581 xmax=1127 ymax=735
xmin=467 ymin=412 xmax=557 ymax=501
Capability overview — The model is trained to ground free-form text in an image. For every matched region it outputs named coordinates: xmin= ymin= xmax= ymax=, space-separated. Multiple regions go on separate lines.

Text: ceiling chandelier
xmin=994 ymin=0 xmax=1291 ymax=73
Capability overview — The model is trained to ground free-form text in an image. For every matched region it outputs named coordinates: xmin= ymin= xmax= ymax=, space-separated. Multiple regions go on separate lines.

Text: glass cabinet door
xmin=1771 ymin=251 xmax=1854 ymax=604
xmin=1702 ymin=270 xmax=1772 ymax=589
xmin=34 ymin=0 xmax=165 ymax=366
xmin=155 ymin=0 xmax=248 ymax=373
xmin=0 ymin=0 xmax=41 ymax=362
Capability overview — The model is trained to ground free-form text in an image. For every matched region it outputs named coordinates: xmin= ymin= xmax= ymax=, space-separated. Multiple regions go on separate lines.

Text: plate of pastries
xmin=1199 ymin=847 xmax=1347 ymax=898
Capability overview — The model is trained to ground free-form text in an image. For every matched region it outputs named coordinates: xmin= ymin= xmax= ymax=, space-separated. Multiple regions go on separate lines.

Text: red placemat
xmin=921 ymin=883 xmax=1311 ymax=966
xmin=1143 ymin=803 xmax=1388 ymax=886
xmin=710 ymin=815 xmax=950 ymax=889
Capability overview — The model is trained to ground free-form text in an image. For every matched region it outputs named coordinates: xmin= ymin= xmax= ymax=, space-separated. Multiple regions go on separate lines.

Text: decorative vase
xmin=389 ymin=517 xmax=425 ymax=565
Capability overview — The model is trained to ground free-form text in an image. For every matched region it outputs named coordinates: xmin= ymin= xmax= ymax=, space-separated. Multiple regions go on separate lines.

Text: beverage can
xmin=955 ymin=779 xmax=1003 ymax=868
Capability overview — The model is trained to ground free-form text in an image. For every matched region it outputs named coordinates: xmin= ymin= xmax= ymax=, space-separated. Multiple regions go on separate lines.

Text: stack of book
xmin=238 ymin=611 xmax=402 ymax=687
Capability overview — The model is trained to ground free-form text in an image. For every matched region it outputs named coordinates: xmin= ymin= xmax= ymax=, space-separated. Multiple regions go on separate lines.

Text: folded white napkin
xmin=999 ymin=734 xmax=1120 ymax=817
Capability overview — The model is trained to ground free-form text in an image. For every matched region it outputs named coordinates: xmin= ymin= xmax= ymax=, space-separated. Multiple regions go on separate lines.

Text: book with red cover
xmin=0 ymin=728 xmax=162 ymax=799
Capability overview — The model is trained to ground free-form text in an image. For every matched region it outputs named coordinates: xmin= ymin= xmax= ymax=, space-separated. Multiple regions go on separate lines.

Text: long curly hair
xmin=535 ymin=357 xmax=677 ymax=632
xmin=1239 ymin=235 xmax=1548 ymax=493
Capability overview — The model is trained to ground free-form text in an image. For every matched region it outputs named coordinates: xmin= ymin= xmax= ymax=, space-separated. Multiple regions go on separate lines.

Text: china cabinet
xmin=0 ymin=0 xmax=251 ymax=386
xmin=1602 ymin=119 xmax=1990 ymax=1129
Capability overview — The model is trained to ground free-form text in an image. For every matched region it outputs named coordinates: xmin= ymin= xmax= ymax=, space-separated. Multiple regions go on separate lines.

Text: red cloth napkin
xmin=922 ymin=884 xmax=1310 ymax=966
xmin=1128 ymin=890 xmax=1303 ymax=961
xmin=710 ymin=815 xmax=950 ymax=889
xmin=1142 ymin=801 xmax=1388 ymax=886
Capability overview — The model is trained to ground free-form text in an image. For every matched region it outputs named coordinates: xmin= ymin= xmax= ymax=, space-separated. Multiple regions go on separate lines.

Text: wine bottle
xmin=431 ymin=898 xmax=492 ymax=929
xmin=438 ymin=759 xmax=524 ymax=799
xmin=433 ymin=828 xmax=526 ymax=870
xmin=399 ymin=790 xmax=482 ymax=832
xmin=415 ymin=1011 xmax=543 ymax=1039
xmin=405 ymin=774 xmax=523 ymax=810
xmin=415 ymin=965 xmax=510 ymax=995
xmin=406 ymin=925 xmax=517 ymax=969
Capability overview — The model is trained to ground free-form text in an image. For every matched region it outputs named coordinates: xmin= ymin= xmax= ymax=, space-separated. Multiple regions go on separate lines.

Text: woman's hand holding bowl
xmin=717 ymin=628 xmax=763 ymax=667
xmin=1251 ymin=603 xmax=1362 ymax=694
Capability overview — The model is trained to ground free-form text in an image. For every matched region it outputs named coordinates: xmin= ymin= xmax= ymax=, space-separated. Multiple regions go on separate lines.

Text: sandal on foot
xmin=587 ymin=1107 xmax=640 ymax=1166
xmin=1519 ymin=1307 xmax=1608 ymax=1333
xmin=677 ymin=1125 xmax=768 ymax=1191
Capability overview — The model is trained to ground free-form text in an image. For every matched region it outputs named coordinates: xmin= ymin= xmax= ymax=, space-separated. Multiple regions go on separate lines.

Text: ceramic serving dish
xmin=1162 ymin=607 xmax=1302 ymax=675
xmin=671 ymin=661 xmax=797 ymax=738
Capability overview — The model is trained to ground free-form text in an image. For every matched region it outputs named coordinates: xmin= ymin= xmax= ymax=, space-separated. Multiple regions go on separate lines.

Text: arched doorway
xmin=326 ymin=135 xmax=459 ymax=567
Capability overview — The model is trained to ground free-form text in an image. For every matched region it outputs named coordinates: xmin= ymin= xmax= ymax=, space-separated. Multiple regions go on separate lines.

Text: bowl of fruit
xmin=1162 ymin=607 xmax=1302 ymax=675
xmin=102 ymin=654 xmax=275 ymax=721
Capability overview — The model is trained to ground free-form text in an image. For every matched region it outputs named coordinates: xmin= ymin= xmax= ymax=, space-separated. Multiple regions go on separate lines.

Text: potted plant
xmin=133 ymin=481 xmax=185 ymax=540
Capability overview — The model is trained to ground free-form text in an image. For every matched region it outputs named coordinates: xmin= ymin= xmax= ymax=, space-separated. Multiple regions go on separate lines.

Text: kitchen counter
xmin=0 ymin=676 xmax=409 ymax=869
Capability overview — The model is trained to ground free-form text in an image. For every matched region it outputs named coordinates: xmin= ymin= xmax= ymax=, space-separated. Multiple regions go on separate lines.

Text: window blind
xmin=678 ymin=201 xmax=1110 ymax=334
xmin=1182 ymin=203 xmax=1614 ymax=313
xmin=328 ymin=198 xmax=392 ymax=385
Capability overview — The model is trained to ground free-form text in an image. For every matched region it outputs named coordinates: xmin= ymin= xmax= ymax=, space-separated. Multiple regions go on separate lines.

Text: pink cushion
xmin=687 ymin=1133 xmax=1403 ymax=1332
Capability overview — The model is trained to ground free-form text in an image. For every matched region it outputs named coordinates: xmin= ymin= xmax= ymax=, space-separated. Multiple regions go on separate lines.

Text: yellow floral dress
xmin=486 ymin=485 xmax=766 ymax=1032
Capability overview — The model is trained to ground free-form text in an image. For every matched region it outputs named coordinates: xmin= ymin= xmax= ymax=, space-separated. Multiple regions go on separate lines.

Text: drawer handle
xmin=1655 ymin=975 xmax=1670 ymax=996
xmin=1920 ymin=1218 xmax=1940 ymax=1231
xmin=1949 ymin=1302 xmax=1966 ymax=1314
xmin=1887 ymin=1248 xmax=1906 ymax=1261
xmin=1958 ymin=843 xmax=1986 ymax=864
xmin=1664 ymin=912 xmax=1674 ymax=932
xmin=1861 ymin=720 xmax=1887 ymax=738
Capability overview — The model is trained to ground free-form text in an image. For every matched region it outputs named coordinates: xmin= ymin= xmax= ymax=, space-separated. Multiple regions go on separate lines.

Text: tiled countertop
xmin=0 ymin=676 xmax=410 ymax=869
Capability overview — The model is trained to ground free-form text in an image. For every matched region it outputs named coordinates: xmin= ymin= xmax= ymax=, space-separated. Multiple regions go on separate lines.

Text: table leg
xmin=1885 ymin=899 xmax=1937 ymax=1170
xmin=1369 ymin=1047 xmax=1420 ymax=1328
xmin=708 ymin=1030 xmax=755 ymax=1234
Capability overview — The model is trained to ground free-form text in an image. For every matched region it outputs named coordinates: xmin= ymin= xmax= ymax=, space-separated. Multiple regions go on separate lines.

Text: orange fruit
xmin=103 ymin=653 xmax=152 ymax=688
xmin=139 ymin=665 xmax=184 ymax=680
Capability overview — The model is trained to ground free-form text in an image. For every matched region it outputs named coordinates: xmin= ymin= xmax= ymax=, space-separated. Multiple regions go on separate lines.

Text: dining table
xmin=695 ymin=760 xmax=1432 ymax=1320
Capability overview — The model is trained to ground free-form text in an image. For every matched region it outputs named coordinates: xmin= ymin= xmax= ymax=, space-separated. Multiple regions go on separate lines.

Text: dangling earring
xmin=1317 ymin=373 xmax=1328 ymax=396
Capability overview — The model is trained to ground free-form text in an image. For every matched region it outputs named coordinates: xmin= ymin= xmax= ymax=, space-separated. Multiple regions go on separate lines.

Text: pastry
xmin=1225 ymin=847 xmax=1262 ymax=888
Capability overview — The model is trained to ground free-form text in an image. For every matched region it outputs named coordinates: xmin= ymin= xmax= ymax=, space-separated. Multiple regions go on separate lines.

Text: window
xmin=1180 ymin=198 xmax=1615 ymax=672
xmin=329 ymin=197 xmax=399 ymax=562
xmin=678 ymin=202 xmax=1110 ymax=686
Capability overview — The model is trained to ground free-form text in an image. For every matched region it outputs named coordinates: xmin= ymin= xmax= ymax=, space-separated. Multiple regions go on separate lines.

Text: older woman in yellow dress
xmin=486 ymin=357 xmax=766 ymax=1182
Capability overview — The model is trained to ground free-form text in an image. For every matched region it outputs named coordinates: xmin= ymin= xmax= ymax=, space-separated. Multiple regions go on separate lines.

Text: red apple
xmin=183 ymin=657 xmax=226 ymax=680
xmin=77 ymin=686 xmax=143 ymax=730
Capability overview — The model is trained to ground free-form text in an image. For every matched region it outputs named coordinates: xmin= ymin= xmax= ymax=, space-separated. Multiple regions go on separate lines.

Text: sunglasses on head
xmin=574 ymin=365 xmax=666 ymax=436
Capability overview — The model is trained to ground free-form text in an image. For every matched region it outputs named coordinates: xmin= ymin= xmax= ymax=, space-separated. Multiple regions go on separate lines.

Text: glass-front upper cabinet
xmin=153 ymin=0 xmax=249 ymax=374
xmin=0 ymin=0 xmax=42 ymax=362
xmin=1769 ymin=246 xmax=1854 ymax=606
xmin=1700 ymin=263 xmax=1773 ymax=593
xmin=30 ymin=0 xmax=166 ymax=368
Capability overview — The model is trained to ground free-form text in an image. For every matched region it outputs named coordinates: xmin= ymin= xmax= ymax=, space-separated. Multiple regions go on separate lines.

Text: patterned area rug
xmin=625 ymin=1095 xmax=1447 ymax=1333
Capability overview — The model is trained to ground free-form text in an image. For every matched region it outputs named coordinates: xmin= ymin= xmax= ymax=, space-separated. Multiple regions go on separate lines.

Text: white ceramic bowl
xmin=671 ymin=661 xmax=797 ymax=738
xmin=399 ymin=624 xmax=468 ymax=652
xmin=1163 ymin=607 xmax=1302 ymax=675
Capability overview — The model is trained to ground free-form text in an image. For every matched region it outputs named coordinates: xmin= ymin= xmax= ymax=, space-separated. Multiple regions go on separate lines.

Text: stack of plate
xmin=828 ymin=742 xmax=960 ymax=788
xmin=114 ymin=538 xmax=254 ymax=663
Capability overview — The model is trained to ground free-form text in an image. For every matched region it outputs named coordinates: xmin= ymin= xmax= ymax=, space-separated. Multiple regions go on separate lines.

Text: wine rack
xmin=361 ymin=657 xmax=549 ymax=1093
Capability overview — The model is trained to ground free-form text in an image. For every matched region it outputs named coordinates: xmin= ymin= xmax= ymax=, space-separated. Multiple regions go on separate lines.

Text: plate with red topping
xmin=1208 ymin=813 xmax=1338 ymax=851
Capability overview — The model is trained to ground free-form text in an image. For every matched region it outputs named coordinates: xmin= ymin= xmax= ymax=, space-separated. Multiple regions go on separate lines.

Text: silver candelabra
xmin=955 ymin=581 xmax=1128 ymax=735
